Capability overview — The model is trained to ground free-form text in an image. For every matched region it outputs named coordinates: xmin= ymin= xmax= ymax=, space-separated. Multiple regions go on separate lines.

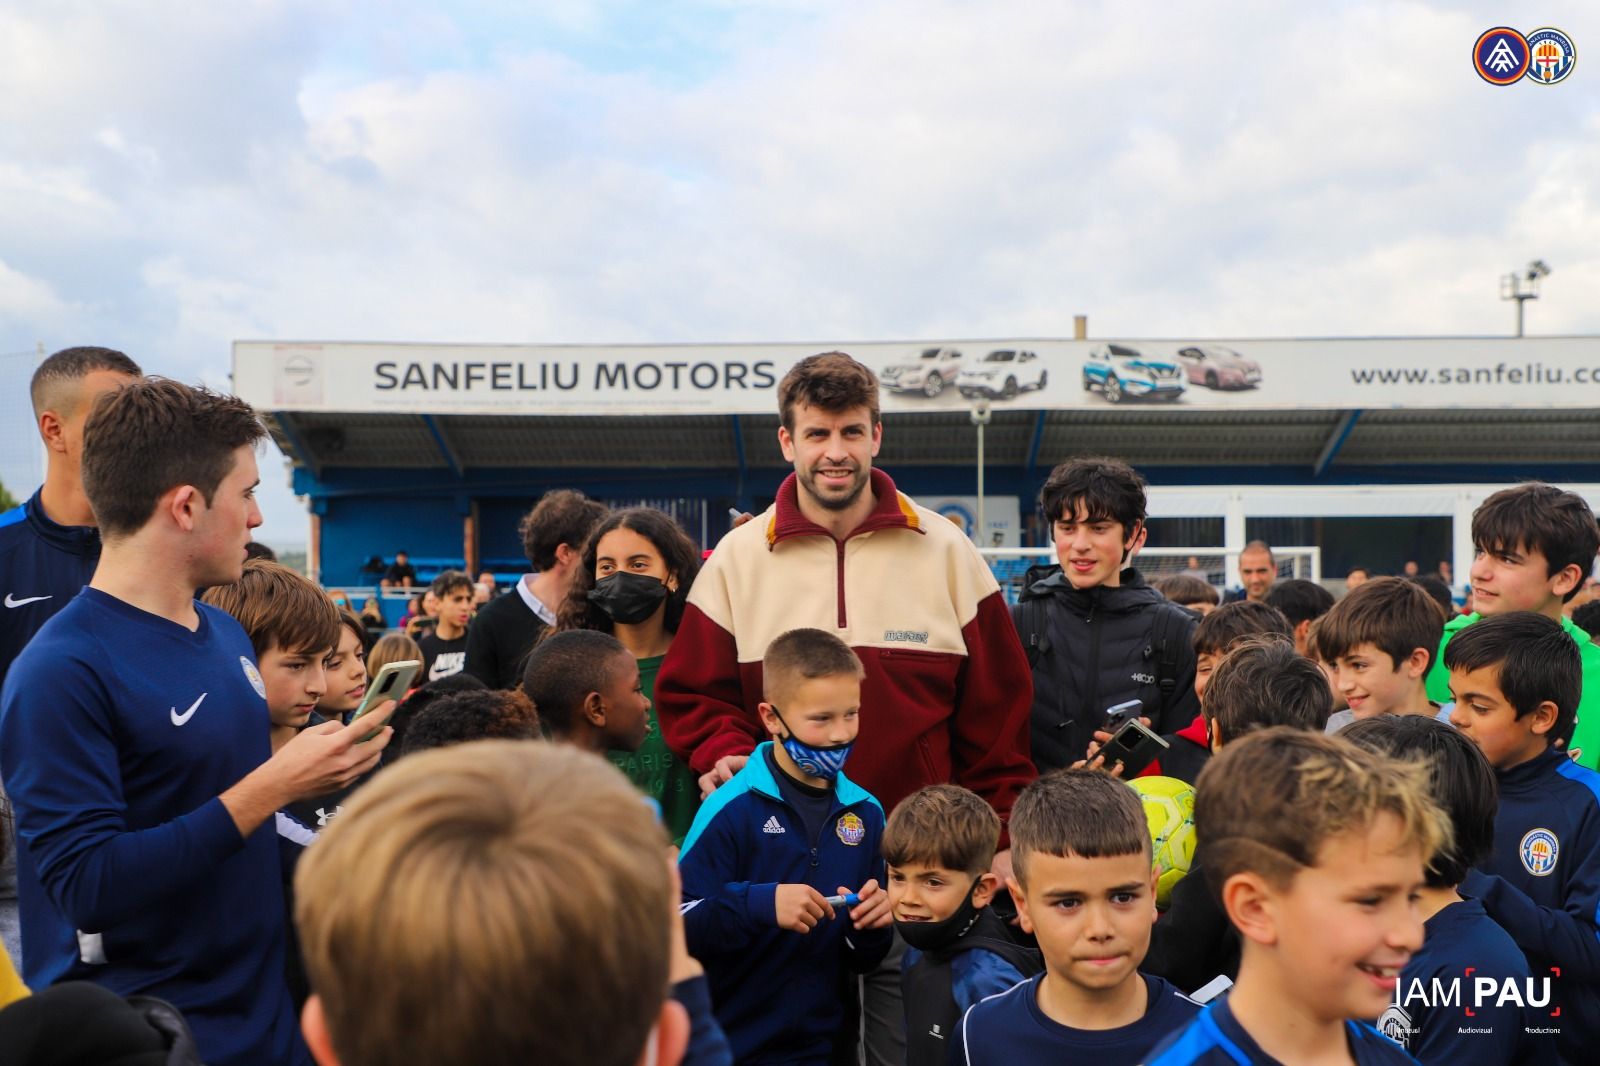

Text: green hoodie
xmin=1426 ymin=611 xmax=1600 ymax=770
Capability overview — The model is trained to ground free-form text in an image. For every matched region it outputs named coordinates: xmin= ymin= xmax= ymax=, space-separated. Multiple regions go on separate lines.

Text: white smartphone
xmin=348 ymin=659 xmax=419 ymax=738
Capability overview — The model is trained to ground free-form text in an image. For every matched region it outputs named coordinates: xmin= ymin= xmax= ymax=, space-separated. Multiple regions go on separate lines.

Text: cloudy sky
xmin=2 ymin=0 xmax=1596 ymax=546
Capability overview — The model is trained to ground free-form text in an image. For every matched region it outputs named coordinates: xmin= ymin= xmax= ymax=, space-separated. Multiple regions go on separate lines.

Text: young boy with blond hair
xmin=678 ymin=628 xmax=893 ymax=1064
xmin=1317 ymin=577 xmax=1446 ymax=733
xmin=1146 ymin=728 xmax=1450 ymax=1064
xmin=294 ymin=740 xmax=705 ymax=1066
xmin=955 ymin=770 xmax=1199 ymax=1064
xmin=884 ymin=784 xmax=1040 ymax=1063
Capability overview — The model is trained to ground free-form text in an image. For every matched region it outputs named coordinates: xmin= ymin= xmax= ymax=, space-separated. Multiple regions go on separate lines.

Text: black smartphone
xmin=1103 ymin=699 xmax=1144 ymax=732
xmin=1097 ymin=718 xmax=1170 ymax=777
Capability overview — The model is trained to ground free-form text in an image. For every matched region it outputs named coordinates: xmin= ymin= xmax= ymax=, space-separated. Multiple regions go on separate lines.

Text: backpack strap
xmin=1016 ymin=597 xmax=1050 ymax=668
xmin=1150 ymin=603 xmax=1186 ymax=704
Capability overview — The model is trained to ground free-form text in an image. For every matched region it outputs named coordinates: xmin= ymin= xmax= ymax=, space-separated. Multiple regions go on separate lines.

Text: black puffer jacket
xmin=1011 ymin=564 xmax=1200 ymax=773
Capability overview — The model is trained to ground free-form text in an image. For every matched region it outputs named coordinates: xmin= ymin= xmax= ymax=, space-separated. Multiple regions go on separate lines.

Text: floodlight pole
xmin=970 ymin=401 xmax=992 ymax=545
xmin=1501 ymin=260 xmax=1550 ymax=337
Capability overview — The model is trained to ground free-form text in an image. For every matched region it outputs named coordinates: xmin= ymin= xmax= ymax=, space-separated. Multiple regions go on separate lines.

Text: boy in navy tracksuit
xmin=1445 ymin=612 xmax=1600 ymax=1063
xmin=1343 ymin=713 xmax=1545 ymax=1064
xmin=1146 ymin=729 xmax=1441 ymax=1065
xmin=956 ymin=770 xmax=1197 ymax=1066
xmin=679 ymin=628 xmax=893 ymax=1064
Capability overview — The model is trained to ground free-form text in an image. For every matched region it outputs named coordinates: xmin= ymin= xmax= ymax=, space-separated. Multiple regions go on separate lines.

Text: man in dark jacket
xmin=1013 ymin=457 xmax=1200 ymax=772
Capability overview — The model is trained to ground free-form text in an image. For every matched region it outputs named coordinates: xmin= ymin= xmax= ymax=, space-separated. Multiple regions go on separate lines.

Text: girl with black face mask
xmin=556 ymin=508 xmax=704 ymax=844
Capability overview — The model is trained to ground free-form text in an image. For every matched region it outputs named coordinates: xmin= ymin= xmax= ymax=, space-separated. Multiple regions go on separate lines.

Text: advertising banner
xmin=233 ymin=337 xmax=1600 ymax=416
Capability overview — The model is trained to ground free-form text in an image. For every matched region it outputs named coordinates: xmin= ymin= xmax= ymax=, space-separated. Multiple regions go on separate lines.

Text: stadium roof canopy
xmin=239 ymin=336 xmax=1600 ymax=494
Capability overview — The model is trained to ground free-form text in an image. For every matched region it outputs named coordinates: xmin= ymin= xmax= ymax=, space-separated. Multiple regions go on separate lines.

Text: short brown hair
xmin=1155 ymin=574 xmax=1219 ymax=608
xmin=519 ymin=490 xmax=608 ymax=571
xmin=81 ymin=378 xmax=265 ymax=538
xmin=295 ymin=741 xmax=671 ymax=1066
xmin=882 ymin=785 xmax=1000 ymax=877
xmin=430 ymin=569 xmax=475 ymax=599
xmin=763 ymin=628 xmax=864 ymax=704
xmin=367 ymin=632 xmax=424 ymax=677
xmin=777 ymin=352 xmax=880 ymax=432
xmin=1315 ymin=577 xmax=1446 ymax=673
xmin=1203 ymin=638 xmax=1333 ymax=735
xmin=201 ymin=559 xmax=340 ymax=659
xmin=1193 ymin=600 xmax=1293 ymax=657
xmin=29 ymin=345 xmax=142 ymax=417
xmin=333 ymin=607 xmax=373 ymax=658
xmin=1195 ymin=727 xmax=1451 ymax=900
xmin=1009 ymin=770 xmax=1149 ymax=887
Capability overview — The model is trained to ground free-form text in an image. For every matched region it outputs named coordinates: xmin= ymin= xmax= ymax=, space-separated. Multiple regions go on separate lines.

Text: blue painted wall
xmin=303 ymin=459 xmax=1600 ymax=587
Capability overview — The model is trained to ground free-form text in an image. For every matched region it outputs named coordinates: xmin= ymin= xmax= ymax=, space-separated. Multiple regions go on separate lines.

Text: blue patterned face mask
xmin=769 ymin=705 xmax=854 ymax=780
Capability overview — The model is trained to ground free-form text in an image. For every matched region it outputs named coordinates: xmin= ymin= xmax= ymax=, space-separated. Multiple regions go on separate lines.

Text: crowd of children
xmin=7 ymin=356 xmax=1600 ymax=1065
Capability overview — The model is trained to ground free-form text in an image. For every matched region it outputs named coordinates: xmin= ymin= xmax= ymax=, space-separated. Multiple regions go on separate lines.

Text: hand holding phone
xmin=349 ymin=659 xmax=419 ymax=740
xmin=1103 ymin=699 xmax=1144 ymax=732
xmin=1096 ymin=718 xmax=1170 ymax=778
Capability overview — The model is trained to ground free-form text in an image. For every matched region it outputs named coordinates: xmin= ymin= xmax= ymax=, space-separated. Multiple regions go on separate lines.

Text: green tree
xmin=0 ymin=479 xmax=17 ymax=512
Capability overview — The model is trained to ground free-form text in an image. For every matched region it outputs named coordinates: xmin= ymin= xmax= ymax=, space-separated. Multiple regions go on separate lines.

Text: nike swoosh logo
xmin=170 ymin=693 xmax=207 ymax=727
xmin=4 ymin=594 xmax=51 ymax=608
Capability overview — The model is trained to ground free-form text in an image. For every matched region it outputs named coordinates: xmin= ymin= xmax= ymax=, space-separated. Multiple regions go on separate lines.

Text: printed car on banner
xmin=1176 ymin=346 xmax=1262 ymax=390
xmin=957 ymin=349 xmax=1047 ymax=400
xmin=1082 ymin=344 xmax=1186 ymax=404
xmin=878 ymin=347 xmax=964 ymax=397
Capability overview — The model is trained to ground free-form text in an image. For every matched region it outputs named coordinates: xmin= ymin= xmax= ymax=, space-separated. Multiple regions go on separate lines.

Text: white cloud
xmin=0 ymin=0 xmax=1597 ymax=543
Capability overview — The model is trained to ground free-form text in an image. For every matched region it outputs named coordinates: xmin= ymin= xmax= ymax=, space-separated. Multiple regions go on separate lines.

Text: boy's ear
xmin=1550 ymin=562 xmax=1585 ymax=601
xmin=1220 ymin=872 xmax=1279 ymax=948
xmin=301 ymin=996 xmax=342 ymax=1066
xmin=1529 ymin=699 xmax=1560 ymax=737
xmin=971 ymin=871 xmax=1000 ymax=908
xmin=1402 ymin=647 xmax=1431 ymax=680
xmin=756 ymin=701 xmax=781 ymax=736
xmin=582 ymin=691 xmax=607 ymax=728
xmin=638 ymin=1000 xmax=690 ymax=1066
xmin=1207 ymin=719 xmax=1224 ymax=753
xmin=165 ymin=484 xmax=202 ymax=532
xmin=1005 ymin=876 xmax=1034 ymax=934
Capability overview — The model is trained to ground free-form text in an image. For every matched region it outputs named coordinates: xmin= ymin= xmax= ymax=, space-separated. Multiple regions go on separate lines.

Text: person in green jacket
xmin=1425 ymin=483 xmax=1600 ymax=767
xmin=557 ymin=507 xmax=704 ymax=844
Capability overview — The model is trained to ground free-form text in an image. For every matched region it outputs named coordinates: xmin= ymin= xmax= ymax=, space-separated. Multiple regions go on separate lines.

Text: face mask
xmin=769 ymin=705 xmax=853 ymax=779
xmin=587 ymin=572 xmax=669 ymax=625
xmin=893 ymin=879 xmax=983 ymax=953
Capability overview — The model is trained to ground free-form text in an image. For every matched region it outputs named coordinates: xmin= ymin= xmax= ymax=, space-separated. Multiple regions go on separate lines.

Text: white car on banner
xmin=878 ymin=346 xmax=964 ymax=397
xmin=1082 ymin=344 xmax=1186 ymax=403
xmin=956 ymin=349 xmax=1048 ymax=400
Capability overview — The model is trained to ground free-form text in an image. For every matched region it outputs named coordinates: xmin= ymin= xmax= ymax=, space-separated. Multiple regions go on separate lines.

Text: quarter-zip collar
xmin=767 ymin=469 xmax=924 ymax=548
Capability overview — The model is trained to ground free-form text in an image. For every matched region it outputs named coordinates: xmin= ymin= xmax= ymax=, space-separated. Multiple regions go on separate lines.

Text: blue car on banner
xmin=1082 ymin=344 xmax=1187 ymax=403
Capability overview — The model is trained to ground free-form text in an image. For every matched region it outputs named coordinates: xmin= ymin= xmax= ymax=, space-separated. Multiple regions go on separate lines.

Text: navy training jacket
xmin=0 ymin=489 xmax=101 ymax=693
xmin=679 ymin=743 xmax=892 ymax=1064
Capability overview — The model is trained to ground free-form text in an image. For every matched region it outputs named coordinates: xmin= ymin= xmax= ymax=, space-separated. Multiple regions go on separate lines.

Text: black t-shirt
xmin=383 ymin=561 xmax=416 ymax=583
xmin=418 ymin=631 xmax=468 ymax=681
